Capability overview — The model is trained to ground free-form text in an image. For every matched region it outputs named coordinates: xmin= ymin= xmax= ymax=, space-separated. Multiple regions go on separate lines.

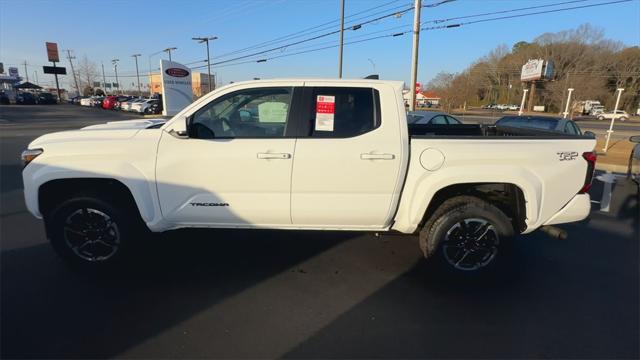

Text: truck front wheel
xmin=45 ymin=195 xmax=142 ymax=269
xmin=419 ymin=196 xmax=514 ymax=273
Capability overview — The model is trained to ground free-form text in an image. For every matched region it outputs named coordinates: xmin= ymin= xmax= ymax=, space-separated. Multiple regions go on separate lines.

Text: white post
xmin=518 ymin=89 xmax=528 ymax=116
xmin=602 ymin=88 xmax=624 ymax=153
xmin=563 ymin=88 xmax=574 ymax=119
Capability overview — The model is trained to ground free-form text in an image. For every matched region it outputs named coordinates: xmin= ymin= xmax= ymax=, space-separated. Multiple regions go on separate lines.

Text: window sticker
xmin=258 ymin=102 xmax=288 ymax=123
xmin=315 ymin=95 xmax=335 ymax=131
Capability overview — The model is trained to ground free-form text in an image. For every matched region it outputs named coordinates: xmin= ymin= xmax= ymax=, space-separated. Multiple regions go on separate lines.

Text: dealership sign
xmin=160 ymin=60 xmax=193 ymax=116
xmin=520 ymin=59 xmax=545 ymax=81
xmin=45 ymin=42 xmax=60 ymax=62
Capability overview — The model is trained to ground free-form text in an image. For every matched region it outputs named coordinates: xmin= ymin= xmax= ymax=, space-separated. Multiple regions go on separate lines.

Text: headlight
xmin=21 ymin=148 xmax=43 ymax=166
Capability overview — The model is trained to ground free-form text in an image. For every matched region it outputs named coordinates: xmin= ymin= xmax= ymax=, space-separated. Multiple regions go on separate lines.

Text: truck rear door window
xmin=305 ymin=87 xmax=380 ymax=138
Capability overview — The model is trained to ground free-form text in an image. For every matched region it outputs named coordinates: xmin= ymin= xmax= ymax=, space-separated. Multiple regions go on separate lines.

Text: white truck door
xmin=291 ymin=85 xmax=405 ymax=229
xmin=156 ymin=86 xmax=299 ymax=227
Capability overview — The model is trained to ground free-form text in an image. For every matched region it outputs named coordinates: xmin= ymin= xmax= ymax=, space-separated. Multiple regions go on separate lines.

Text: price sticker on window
xmin=315 ymin=95 xmax=335 ymax=131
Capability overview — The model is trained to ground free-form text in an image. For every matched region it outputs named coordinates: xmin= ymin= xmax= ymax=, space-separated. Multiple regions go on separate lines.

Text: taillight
xmin=579 ymin=151 xmax=597 ymax=193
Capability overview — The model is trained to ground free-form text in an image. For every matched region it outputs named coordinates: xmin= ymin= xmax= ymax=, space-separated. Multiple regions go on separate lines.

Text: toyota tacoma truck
xmin=22 ymin=79 xmax=597 ymax=273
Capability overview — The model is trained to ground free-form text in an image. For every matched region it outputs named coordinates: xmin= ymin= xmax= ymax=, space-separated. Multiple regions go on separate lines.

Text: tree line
xmin=426 ymin=24 xmax=640 ymax=114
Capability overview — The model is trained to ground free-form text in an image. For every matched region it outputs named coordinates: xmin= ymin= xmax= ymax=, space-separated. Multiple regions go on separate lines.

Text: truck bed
xmin=408 ymin=123 xmax=592 ymax=138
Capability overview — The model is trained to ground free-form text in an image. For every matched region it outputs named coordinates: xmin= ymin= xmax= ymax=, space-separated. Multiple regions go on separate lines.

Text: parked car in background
xmin=407 ymin=111 xmax=462 ymax=125
xmin=589 ymin=105 xmax=605 ymax=115
xmin=629 ymin=135 xmax=640 ymax=185
xmin=91 ymin=97 xmax=105 ymax=107
xmin=79 ymin=97 xmax=93 ymax=106
xmin=146 ymin=101 xmax=163 ymax=115
xmin=496 ymin=116 xmax=594 ymax=137
xmin=0 ymin=92 xmax=10 ymax=105
xmin=16 ymin=92 xmax=36 ymax=105
xmin=131 ymin=99 xmax=159 ymax=114
xmin=36 ymin=93 xmax=57 ymax=104
xmin=508 ymin=104 xmax=519 ymax=111
xmin=597 ymin=110 xmax=629 ymax=121
xmin=101 ymin=95 xmax=119 ymax=110
xmin=120 ymin=97 xmax=142 ymax=111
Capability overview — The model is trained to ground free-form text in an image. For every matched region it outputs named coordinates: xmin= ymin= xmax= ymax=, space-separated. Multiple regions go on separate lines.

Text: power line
xmin=211 ymin=5 xmax=415 ymax=66
xmin=423 ymin=0 xmax=633 ymax=29
xmin=190 ymin=0 xmax=631 ymax=70
xmin=426 ymin=0 xmax=588 ymax=24
xmin=213 ymin=0 xmax=409 ymax=59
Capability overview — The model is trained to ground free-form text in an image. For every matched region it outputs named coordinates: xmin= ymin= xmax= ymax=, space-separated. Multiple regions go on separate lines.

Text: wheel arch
xmin=418 ymin=183 xmax=527 ymax=234
xmin=38 ymin=178 xmax=152 ymax=225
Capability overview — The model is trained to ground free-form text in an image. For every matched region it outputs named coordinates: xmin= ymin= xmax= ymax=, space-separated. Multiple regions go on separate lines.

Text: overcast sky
xmin=1 ymin=0 xmax=639 ymax=91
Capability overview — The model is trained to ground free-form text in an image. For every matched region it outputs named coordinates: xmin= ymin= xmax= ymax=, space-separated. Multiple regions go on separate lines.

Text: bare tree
xmin=76 ymin=55 xmax=99 ymax=90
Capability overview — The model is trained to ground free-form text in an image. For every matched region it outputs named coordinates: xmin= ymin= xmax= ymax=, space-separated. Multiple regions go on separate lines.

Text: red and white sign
xmin=415 ymin=82 xmax=421 ymax=94
xmin=45 ymin=42 xmax=60 ymax=62
xmin=315 ymin=95 xmax=335 ymax=131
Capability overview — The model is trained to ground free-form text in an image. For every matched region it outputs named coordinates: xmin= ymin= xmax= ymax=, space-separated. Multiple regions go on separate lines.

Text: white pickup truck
xmin=22 ymin=79 xmax=597 ymax=273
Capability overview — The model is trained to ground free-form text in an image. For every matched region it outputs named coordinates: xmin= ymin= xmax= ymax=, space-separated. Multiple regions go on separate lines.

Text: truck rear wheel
xmin=45 ymin=194 xmax=142 ymax=269
xmin=419 ymin=196 xmax=514 ymax=273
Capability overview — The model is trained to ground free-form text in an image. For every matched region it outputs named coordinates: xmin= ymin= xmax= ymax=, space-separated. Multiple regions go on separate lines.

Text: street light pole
xmin=111 ymin=59 xmax=120 ymax=95
xmin=101 ymin=63 xmax=107 ymax=93
xmin=132 ymin=54 xmax=142 ymax=97
xmin=603 ymin=88 xmax=625 ymax=153
xmin=409 ymin=0 xmax=422 ymax=111
xmin=192 ymin=36 xmax=218 ymax=93
xmin=163 ymin=47 xmax=177 ymax=62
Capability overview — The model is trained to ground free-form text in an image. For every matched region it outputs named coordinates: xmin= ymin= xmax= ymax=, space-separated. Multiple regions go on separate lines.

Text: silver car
xmin=407 ymin=111 xmax=462 ymax=125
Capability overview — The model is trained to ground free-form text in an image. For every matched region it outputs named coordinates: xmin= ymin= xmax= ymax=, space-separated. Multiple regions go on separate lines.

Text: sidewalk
xmin=594 ymin=136 xmax=634 ymax=173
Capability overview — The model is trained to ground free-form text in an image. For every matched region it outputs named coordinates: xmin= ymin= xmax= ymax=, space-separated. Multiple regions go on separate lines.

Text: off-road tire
xmin=419 ymin=195 xmax=514 ymax=273
xmin=45 ymin=193 xmax=146 ymax=270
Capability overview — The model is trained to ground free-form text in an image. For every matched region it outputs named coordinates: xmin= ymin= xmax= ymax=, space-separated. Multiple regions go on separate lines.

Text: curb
xmin=595 ymin=162 xmax=628 ymax=174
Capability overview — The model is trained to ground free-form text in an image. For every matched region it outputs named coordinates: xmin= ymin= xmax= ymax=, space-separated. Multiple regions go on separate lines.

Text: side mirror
xmin=630 ymin=135 xmax=640 ymax=143
xmin=166 ymin=115 xmax=189 ymax=139
xmin=583 ymin=131 xmax=596 ymax=138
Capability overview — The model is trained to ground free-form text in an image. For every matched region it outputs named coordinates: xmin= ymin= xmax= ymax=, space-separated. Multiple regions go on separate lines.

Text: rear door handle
xmin=257 ymin=152 xmax=291 ymax=159
xmin=360 ymin=153 xmax=395 ymax=160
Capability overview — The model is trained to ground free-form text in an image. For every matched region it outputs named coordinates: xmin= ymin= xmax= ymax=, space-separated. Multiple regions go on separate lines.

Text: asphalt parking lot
xmin=1 ymin=105 xmax=638 ymax=358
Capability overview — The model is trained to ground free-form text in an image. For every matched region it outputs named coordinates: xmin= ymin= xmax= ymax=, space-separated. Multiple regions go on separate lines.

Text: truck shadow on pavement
xmin=0 ymin=228 xmax=351 ymax=358
xmin=283 ymin=219 xmax=640 ymax=359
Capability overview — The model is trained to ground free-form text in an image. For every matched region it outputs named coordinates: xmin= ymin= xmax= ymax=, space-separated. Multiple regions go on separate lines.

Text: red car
xmin=101 ymin=95 xmax=118 ymax=110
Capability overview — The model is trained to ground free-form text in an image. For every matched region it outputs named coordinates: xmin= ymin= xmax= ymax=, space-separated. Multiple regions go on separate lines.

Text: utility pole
xmin=192 ymin=36 xmax=218 ymax=93
xmin=65 ymin=50 xmax=80 ymax=96
xmin=562 ymin=88 xmax=574 ymax=119
xmin=518 ymin=89 xmax=529 ymax=116
xmin=101 ymin=63 xmax=107 ymax=93
xmin=132 ymin=54 xmax=142 ymax=96
xmin=603 ymin=88 xmax=624 ymax=153
xmin=22 ymin=61 xmax=29 ymax=82
xmin=163 ymin=47 xmax=177 ymax=62
xmin=338 ymin=0 xmax=345 ymax=78
xmin=112 ymin=59 xmax=120 ymax=95
xmin=409 ymin=0 xmax=421 ymax=111
xmin=33 ymin=71 xmax=38 ymax=85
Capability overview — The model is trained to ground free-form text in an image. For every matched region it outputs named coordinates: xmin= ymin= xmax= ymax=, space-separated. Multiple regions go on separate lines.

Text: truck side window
xmin=307 ymin=87 xmax=381 ymax=138
xmin=189 ymin=87 xmax=293 ymax=139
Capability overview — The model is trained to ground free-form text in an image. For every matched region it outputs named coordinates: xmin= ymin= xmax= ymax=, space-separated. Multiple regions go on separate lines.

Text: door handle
xmin=360 ymin=153 xmax=395 ymax=160
xmin=257 ymin=152 xmax=291 ymax=159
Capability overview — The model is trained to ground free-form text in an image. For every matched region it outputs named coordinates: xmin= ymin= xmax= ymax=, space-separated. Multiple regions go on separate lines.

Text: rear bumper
xmin=543 ymin=193 xmax=591 ymax=226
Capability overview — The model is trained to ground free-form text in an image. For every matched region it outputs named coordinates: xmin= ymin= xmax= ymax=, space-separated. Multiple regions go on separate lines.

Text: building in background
xmin=403 ymin=90 xmax=441 ymax=108
xmin=149 ymin=71 xmax=214 ymax=98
